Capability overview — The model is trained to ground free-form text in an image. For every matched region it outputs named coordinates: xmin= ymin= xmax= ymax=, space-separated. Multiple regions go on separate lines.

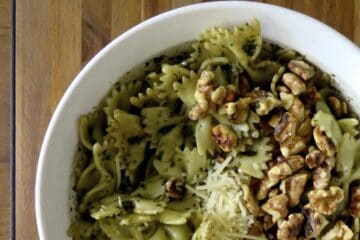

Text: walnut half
xmin=261 ymin=194 xmax=289 ymax=222
xmin=321 ymin=221 xmax=354 ymax=240
xmin=280 ymin=173 xmax=308 ymax=207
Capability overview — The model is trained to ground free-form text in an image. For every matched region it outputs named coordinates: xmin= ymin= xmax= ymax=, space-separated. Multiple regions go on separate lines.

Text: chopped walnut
xmin=277 ymin=85 xmax=291 ymax=94
xmin=349 ymin=186 xmax=360 ymax=217
xmin=277 ymin=213 xmax=304 ymax=240
xmin=304 ymin=84 xmax=320 ymax=106
xmin=268 ymin=188 xmax=281 ymax=198
xmin=312 ymin=166 xmax=331 ymax=190
xmin=268 ymin=111 xmax=282 ymax=128
xmin=280 ymin=173 xmax=308 ymax=207
xmin=302 ymin=206 xmax=329 ymax=238
xmin=327 ymin=96 xmax=348 ymax=117
xmin=165 ymin=177 xmax=185 ymax=199
xmin=211 ymin=124 xmax=237 ymax=152
xmin=289 ymin=97 xmax=305 ymax=123
xmin=210 ymin=86 xmax=226 ymax=105
xmin=188 ymin=70 xmax=216 ymax=120
xmin=267 ymin=161 xmax=293 ymax=187
xmin=313 ymin=127 xmax=336 ymax=157
xmin=255 ymin=94 xmax=281 ymax=116
xmin=321 ymin=221 xmax=354 ymax=240
xmin=242 ymin=185 xmax=263 ymax=216
xmin=263 ymin=214 xmax=275 ymax=230
xmin=282 ymin=73 xmax=306 ymax=95
xmin=287 ymin=155 xmax=306 ymax=171
xmin=280 ymin=135 xmax=307 ymax=157
xmin=305 ymin=149 xmax=326 ymax=169
xmin=274 ymin=112 xmax=297 ymax=143
xmin=218 ymin=97 xmax=251 ymax=123
xmin=224 ymin=84 xmax=239 ymax=102
xmin=248 ymin=221 xmax=265 ymax=237
xmin=307 ymin=186 xmax=344 ymax=215
xmin=280 ymin=92 xmax=295 ymax=110
xmin=257 ymin=176 xmax=272 ymax=200
xmin=261 ymin=194 xmax=289 ymax=222
xmin=288 ymin=60 xmax=315 ymax=81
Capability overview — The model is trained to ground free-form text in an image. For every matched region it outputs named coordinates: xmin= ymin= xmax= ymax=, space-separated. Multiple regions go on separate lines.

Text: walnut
xmin=268 ymin=111 xmax=282 ymax=128
xmin=165 ymin=177 xmax=185 ymax=199
xmin=210 ymin=86 xmax=227 ymax=105
xmin=302 ymin=206 xmax=329 ymax=238
xmin=282 ymin=73 xmax=306 ymax=95
xmin=288 ymin=60 xmax=315 ymax=81
xmin=305 ymin=149 xmax=326 ymax=169
xmin=297 ymin=118 xmax=313 ymax=143
xmin=277 ymin=85 xmax=291 ymax=94
xmin=261 ymin=194 xmax=289 ymax=222
xmin=267 ymin=161 xmax=293 ymax=187
xmin=268 ymin=188 xmax=281 ymax=198
xmin=280 ymin=173 xmax=308 ymax=207
xmin=349 ymin=186 xmax=360 ymax=217
xmin=280 ymin=92 xmax=295 ymax=109
xmin=238 ymin=75 xmax=250 ymax=97
xmin=257 ymin=176 xmax=272 ymax=200
xmin=289 ymin=97 xmax=305 ymax=123
xmin=280 ymin=135 xmax=307 ymax=157
xmin=211 ymin=124 xmax=237 ymax=152
xmin=287 ymin=155 xmax=306 ymax=171
xmin=312 ymin=166 xmax=331 ymax=190
xmin=307 ymin=186 xmax=344 ymax=215
xmin=188 ymin=103 xmax=208 ymax=120
xmin=224 ymin=84 xmax=239 ymax=102
xmin=263 ymin=214 xmax=275 ymax=230
xmin=197 ymin=70 xmax=216 ymax=93
xmin=255 ymin=94 xmax=281 ymax=116
xmin=277 ymin=213 xmax=304 ymax=240
xmin=274 ymin=112 xmax=297 ymax=143
xmin=313 ymin=127 xmax=336 ymax=157
xmin=242 ymin=184 xmax=263 ymax=216
xmin=321 ymin=221 xmax=354 ymax=240
xmin=248 ymin=221 xmax=265 ymax=237
xmin=327 ymin=96 xmax=348 ymax=118
xmin=218 ymin=97 xmax=251 ymax=123
xmin=304 ymin=84 xmax=320 ymax=106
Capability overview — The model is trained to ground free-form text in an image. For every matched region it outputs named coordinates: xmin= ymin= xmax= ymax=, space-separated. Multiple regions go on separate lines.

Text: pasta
xmin=68 ymin=21 xmax=360 ymax=240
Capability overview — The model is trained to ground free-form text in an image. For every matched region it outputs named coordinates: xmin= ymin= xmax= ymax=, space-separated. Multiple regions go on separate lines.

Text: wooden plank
xmin=354 ymin=0 xmax=360 ymax=46
xmin=16 ymin=1 xmax=81 ymax=239
xmin=141 ymin=0 xmax=172 ymax=20
xmin=111 ymin=0 xmax=142 ymax=38
xmin=0 ymin=0 xmax=11 ymax=238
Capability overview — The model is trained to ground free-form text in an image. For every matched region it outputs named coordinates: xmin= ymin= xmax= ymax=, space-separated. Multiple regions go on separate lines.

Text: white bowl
xmin=35 ymin=1 xmax=360 ymax=239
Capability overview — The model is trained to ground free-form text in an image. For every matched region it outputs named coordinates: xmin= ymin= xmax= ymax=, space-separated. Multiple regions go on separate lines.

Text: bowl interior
xmin=35 ymin=1 xmax=360 ymax=239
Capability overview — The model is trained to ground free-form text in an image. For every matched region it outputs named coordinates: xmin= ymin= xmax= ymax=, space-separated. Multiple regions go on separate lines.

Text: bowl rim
xmin=35 ymin=1 xmax=360 ymax=238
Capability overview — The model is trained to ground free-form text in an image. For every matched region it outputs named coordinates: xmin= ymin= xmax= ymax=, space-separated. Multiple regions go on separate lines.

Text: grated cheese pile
xmin=188 ymin=156 xmax=263 ymax=240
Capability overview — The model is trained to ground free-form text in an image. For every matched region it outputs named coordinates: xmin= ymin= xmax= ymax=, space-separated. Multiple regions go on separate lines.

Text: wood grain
xmin=14 ymin=0 xmax=360 ymax=239
xmin=0 ymin=0 xmax=10 ymax=239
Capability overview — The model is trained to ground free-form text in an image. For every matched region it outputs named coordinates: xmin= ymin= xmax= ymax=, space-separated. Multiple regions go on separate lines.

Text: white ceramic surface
xmin=35 ymin=1 xmax=360 ymax=239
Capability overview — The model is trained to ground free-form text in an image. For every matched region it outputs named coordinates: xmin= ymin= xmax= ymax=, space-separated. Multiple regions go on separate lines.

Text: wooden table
xmin=8 ymin=0 xmax=360 ymax=239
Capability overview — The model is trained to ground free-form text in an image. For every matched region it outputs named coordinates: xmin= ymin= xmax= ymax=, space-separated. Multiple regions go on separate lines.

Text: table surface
xmin=5 ymin=0 xmax=360 ymax=239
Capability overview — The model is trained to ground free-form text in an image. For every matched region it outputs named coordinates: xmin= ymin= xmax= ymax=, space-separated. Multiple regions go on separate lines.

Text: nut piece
xmin=224 ymin=84 xmax=239 ymax=102
xmin=313 ymin=127 xmax=336 ymax=157
xmin=349 ymin=186 xmax=360 ymax=217
xmin=280 ymin=173 xmax=308 ymax=207
xmin=327 ymin=96 xmax=348 ymax=117
xmin=257 ymin=176 xmax=273 ymax=200
xmin=304 ymin=84 xmax=320 ymax=106
xmin=248 ymin=221 xmax=265 ymax=237
xmin=261 ymin=194 xmax=289 ymax=222
xmin=165 ymin=177 xmax=185 ymax=199
xmin=210 ymin=86 xmax=227 ymax=105
xmin=242 ymin=185 xmax=263 ymax=216
xmin=188 ymin=70 xmax=216 ymax=120
xmin=277 ymin=213 xmax=304 ymax=240
xmin=255 ymin=94 xmax=281 ymax=116
xmin=280 ymin=135 xmax=307 ymax=157
xmin=211 ymin=124 xmax=238 ymax=152
xmin=268 ymin=188 xmax=281 ymax=198
xmin=289 ymin=97 xmax=305 ymax=123
xmin=288 ymin=60 xmax=315 ymax=81
xmin=307 ymin=186 xmax=344 ymax=215
xmin=267 ymin=161 xmax=293 ymax=187
xmin=305 ymin=149 xmax=326 ymax=169
xmin=218 ymin=98 xmax=251 ymax=123
xmin=274 ymin=113 xmax=297 ymax=143
xmin=268 ymin=111 xmax=282 ymax=128
xmin=312 ymin=167 xmax=331 ymax=190
xmin=282 ymin=73 xmax=306 ymax=95
xmin=321 ymin=221 xmax=354 ymax=240
xmin=263 ymin=214 xmax=275 ymax=230
xmin=280 ymin=92 xmax=295 ymax=109
xmin=287 ymin=155 xmax=306 ymax=171
xmin=302 ymin=206 xmax=329 ymax=238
